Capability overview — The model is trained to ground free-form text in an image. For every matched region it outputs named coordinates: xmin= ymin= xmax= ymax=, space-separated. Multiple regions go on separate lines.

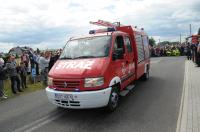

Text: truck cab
xmin=46 ymin=20 xmax=150 ymax=111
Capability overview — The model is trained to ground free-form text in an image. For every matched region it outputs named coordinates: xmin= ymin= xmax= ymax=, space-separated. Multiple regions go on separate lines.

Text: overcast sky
xmin=0 ymin=0 xmax=199 ymax=52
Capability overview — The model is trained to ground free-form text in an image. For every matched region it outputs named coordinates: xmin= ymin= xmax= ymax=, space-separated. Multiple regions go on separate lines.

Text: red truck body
xmin=187 ymin=35 xmax=200 ymax=44
xmin=46 ymin=20 xmax=150 ymax=111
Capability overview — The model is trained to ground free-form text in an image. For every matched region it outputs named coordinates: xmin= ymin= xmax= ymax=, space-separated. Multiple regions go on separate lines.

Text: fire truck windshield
xmin=60 ymin=36 xmax=111 ymax=59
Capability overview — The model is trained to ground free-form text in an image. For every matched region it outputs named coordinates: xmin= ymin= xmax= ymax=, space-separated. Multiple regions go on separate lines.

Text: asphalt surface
xmin=0 ymin=57 xmax=185 ymax=132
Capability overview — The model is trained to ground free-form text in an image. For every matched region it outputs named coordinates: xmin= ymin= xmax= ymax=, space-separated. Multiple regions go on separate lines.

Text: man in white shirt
xmin=39 ymin=52 xmax=50 ymax=85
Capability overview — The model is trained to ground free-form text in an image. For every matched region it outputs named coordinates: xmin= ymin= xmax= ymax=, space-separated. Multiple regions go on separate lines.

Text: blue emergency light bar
xmin=89 ymin=27 xmax=116 ymax=34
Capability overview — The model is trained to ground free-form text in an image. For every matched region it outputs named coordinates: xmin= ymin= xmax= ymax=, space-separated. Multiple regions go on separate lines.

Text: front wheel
xmin=105 ymin=86 xmax=120 ymax=112
xmin=142 ymin=69 xmax=150 ymax=81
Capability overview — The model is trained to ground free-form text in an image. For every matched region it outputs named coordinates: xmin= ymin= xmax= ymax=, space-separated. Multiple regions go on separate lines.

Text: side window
xmin=114 ymin=36 xmax=125 ymax=53
xmin=125 ymin=36 xmax=132 ymax=53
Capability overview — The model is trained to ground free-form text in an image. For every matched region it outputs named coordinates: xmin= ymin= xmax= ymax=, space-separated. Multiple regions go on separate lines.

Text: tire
xmin=142 ymin=68 xmax=150 ymax=81
xmin=56 ymin=106 xmax=66 ymax=110
xmin=105 ymin=85 xmax=120 ymax=112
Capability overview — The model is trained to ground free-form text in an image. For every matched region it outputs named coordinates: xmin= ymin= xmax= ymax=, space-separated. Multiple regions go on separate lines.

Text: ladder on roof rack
xmin=90 ymin=20 xmax=121 ymax=28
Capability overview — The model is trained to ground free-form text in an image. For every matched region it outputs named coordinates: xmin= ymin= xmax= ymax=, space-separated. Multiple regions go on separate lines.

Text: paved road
xmin=0 ymin=57 xmax=185 ymax=132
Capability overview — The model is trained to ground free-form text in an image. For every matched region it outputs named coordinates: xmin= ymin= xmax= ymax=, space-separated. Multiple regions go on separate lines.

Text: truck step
xmin=119 ymin=84 xmax=136 ymax=96
xmin=120 ymin=90 xmax=129 ymax=96
xmin=126 ymin=84 xmax=135 ymax=90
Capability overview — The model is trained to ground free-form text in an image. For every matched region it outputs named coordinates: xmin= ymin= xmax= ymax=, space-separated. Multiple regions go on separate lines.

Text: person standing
xmin=33 ymin=51 xmax=40 ymax=75
xmin=49 ymin=50 xmax=61 ymax=71
xmin=39 ymin=52 xmax=50 ymax=85
xmin=54 ymin=51 xmax=60 ymax=63
xmin=155 ymin=46 xmax=160 ymax=57
xmin=0 ymin=57 xmax=7 ymax=99
xmin=186 ymin=43 xmax=192 ymax=60
xmin=181 ymin=45 xmax=185 ymax=56
xmin=17 ymin=62 xmax=28 ymax=89
xmin=160 ymin=48 xmax=164 ymax=56
xmin=197 ymin=40 xmax=200 ymax=66
xmin=190 ymin=43 xmax=196 ymax=61
xmin=21 ymin=52 xmax=29 ymax=69
xmin=48 ymin=52 xmax=55 ymax=71
xmin=6 ymin=55 xmax=23 ymax=94
xmin=29 ymin=51 xmax=35 ymax=69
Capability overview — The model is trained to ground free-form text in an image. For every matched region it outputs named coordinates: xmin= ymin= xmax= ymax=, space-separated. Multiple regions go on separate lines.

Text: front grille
xmin=55 ymin=100 xmax=80 ymax=107
xmin=53 ymin=80 xmax=80 ymax=91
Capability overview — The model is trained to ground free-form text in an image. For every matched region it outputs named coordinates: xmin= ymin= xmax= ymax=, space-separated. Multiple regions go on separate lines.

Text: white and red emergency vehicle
xmin=46 ymin=20 xmax=150 ymax=111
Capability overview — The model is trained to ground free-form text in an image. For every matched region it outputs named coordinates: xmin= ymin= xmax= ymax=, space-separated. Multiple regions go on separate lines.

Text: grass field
xmin=0 ymin=58 xmax=46 ymax=100
xmin=1 ymin=76 xmax=45 ymax=100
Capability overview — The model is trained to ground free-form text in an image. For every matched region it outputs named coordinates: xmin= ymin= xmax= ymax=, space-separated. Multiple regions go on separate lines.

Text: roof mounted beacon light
xmin=89 ymin=27 xmax=116 ymax=34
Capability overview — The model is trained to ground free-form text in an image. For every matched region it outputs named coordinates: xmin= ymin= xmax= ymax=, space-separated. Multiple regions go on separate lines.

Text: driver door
xmin=110 ymin=35 xmax=130 ymax=89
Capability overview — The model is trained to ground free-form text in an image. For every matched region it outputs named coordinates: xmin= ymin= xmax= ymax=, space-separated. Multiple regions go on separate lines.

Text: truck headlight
xmin=84 ymin=77 xmax=104 ymax=87
xmin=48 ymin=77 xmax=53 ymax=86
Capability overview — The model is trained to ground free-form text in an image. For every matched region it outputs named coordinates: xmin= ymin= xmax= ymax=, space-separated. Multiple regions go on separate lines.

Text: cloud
xmin=0 ymin=0 xmax=199 ymax=52
xmin=0 ymin=26 xmax=73 ymax=44
xmin=0 ymin=43 xmax=15 ymax=53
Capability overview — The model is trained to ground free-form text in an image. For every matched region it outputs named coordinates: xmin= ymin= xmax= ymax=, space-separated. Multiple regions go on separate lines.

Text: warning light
xmin=89 ymin=27 xmax=116 ymax=34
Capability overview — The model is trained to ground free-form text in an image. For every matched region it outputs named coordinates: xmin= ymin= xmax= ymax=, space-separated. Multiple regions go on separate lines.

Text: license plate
xmin=54 ymin=93 xmax=74 ymax=101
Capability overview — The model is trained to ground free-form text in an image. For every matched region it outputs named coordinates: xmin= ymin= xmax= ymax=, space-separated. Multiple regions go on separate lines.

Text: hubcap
xmin=111 ymin=92 xmax=119 ymax=108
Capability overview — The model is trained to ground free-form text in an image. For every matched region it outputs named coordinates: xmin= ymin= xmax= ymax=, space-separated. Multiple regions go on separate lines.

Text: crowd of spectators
xmin=186 ymin=40 xmax=200 ymax=66
xmin=0 ymin=49 xmax=62 ymax=99
xmin=150 ymin=40 xmax=200 ymax=66
xmin=150 ymin=44 xmax=187 ymax=57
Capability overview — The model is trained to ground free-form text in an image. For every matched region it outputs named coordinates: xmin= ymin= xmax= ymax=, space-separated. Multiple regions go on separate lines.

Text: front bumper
xmin=45 ymin=87 xmax=112 ymax=109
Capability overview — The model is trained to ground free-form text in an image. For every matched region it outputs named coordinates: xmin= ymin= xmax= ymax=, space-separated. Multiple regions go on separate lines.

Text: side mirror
xmin=112 ymin=48 xmax=124 ymax=60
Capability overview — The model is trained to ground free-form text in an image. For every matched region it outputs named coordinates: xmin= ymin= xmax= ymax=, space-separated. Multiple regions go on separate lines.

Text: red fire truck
xmin=46 ymin=20 xmax=150 ymax=111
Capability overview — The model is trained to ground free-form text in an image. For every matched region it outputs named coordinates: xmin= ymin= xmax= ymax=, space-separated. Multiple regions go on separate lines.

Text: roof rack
xmin=90 ymin=20 xmax=121 ymax=28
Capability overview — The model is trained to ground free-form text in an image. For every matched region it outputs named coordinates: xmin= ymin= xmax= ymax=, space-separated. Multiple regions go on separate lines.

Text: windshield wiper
xmin=73 ymin=56 xmax=97 ymax=59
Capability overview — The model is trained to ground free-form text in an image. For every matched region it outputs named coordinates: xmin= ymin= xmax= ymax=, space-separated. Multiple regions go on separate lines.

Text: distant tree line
xmin=149 ymin=37 xmax=181 ymax=47
xmin=149 ymin=37 xmax=156 ymax=47
xmin=158 ymin=41 xmax=180 ymax=46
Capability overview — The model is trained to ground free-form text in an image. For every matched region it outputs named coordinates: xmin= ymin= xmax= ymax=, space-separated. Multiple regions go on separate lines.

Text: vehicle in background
xmin=186 ymin=35 xmax=200 ymax=63
xmin=166 ymin=48 xmax=180 ymax=56
xmin=46 ymin=20 xmax=150 ymax=112
xmin=186 ymin=35 xmax=200 ymax=45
